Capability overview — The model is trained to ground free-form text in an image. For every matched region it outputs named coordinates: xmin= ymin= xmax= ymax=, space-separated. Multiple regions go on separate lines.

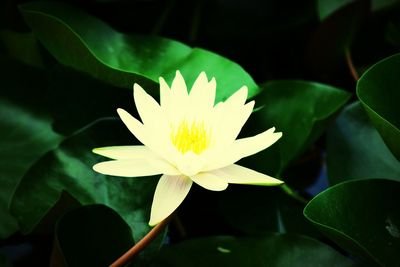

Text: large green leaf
xmin=0 ymin=58 xmax=62 ymax=239
xmin=357 ymin=53 xmax=400 ymax=161
xmin=245 ymin=80 xmax=350 ymax=176
xmin=19 ymin=2 xmax=259 ymax=102
xmin=152 ymin=233 xmax=353 ymax=267
xmin=304 ymin=179 xmax=400 ymax=266
xmin=47 ymin=65 xmax=133 ymax=135
xmin=52 ymin=204 xmax=134 ymax=267
xmin=218 ymin=186 xmax=320 ymax=238
xmin=327 ymin=102 xmax=400 ymax=185
xmin=10 ymin=118 xmax=162 ymax=250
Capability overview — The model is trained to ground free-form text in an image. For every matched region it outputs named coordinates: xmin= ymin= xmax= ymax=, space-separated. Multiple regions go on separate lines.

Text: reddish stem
xmin=109 ymin=216 xmax=171 ymax=267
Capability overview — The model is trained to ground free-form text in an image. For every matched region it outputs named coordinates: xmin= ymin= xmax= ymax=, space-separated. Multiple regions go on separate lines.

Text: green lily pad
xmin=327 ymin=101 xmax=400 ymax=185
xmin=52 ymin=204 xmax=134 ymax=267
xmin=0 ymin=58 xmax=62 ymax=239
xmin=19 ymin=2 xmax=259 ymax=102
xmin=10 ymin=118 xmax=162 ymax=250
xmin=304 ymin=179 xmax=400 ymax=266
xmin=357 ymin=53 xmax=400 ymax=161
xmin=152 ymin=233 xmax=354 ymax=267
xmin=246 ymin=80 xmax=350 ymax=176
xmin=0 ymin=100 xmax=61 ymax=238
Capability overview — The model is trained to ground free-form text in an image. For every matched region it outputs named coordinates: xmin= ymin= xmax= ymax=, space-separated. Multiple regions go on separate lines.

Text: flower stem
xmin=345 ymin=48 xmax=359 ymax=81
xmin=280 ymin=184 xmax=308 ymax=204
xmin=109 ymin=216 xmax=171 ymax=267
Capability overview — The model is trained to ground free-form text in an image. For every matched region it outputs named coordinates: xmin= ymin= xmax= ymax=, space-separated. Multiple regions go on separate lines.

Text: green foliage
xmin=19 ymin=2 xmax=259 ymax=102
xmin=246 ymin=80 xmax=350 ymax=176
xmin=0 ymin=100 xmax=61 ymax=239
xmin=304 ymin=179 xmax=400 ymax=266
xmin=327 ymin=102 xmax=400 ymax=184
xmin=357 ymin=53 xmax=400 ymax=160
xmin=52 ymin=204 xmax=134 ymax=266
xmin=152 ymin=233 xmax=354 ymax=267
xmin=9 ymin=119 xmax=161 ymax=246
xmin=0 ymin=0 xmax=399 ymax=266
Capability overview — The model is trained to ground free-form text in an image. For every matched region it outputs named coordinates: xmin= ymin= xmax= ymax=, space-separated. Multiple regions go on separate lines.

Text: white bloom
xmin=93 ymin=71 xmax=283 ymax=226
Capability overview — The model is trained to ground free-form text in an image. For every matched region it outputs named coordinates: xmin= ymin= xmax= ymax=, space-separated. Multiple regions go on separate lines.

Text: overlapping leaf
xmin=0 ymin=57 xmax=62 ymax=239
xmin=327 ymin=102 xmax=400 ymax=185
xmin=245 ymin=80 xmax=350 ymax=176
xmin=152 ymin=233 xmax=353 ymax=267
xmin=52 ymin=204 xmax=134 ymax=267
xmin=19 ymin=2 xmax=259 ymax=102
xmin=304 ymin=179 xmax=400 ymax=266
xmin=357 ymin=53 xmax=400 ymax=160
xmin=10 ymin=118 xmax=161 ymax=250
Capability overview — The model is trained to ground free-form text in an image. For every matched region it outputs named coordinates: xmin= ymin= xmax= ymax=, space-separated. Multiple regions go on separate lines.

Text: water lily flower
xmin=93 ymin=71 xmax=283 ymax=226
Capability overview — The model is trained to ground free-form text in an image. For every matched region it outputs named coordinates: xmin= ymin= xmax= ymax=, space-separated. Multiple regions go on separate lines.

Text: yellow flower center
xmin=171 ymin=120 xmax=210 ymax=154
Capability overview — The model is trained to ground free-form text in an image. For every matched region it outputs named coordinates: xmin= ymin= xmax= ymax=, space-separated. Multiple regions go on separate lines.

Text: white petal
xmin=176 ymin=151 xmax=204 ymax=177
xmin=224 ymin=86 xmax=248 ymax=107
xmin=204 ymin=128 xmax=282 ymax=171
xmin=214 ymin=101 xmax=255 ymax=146
xmin=189 ymin=72 xmax=216 ymax=108
xmin=190 ymin=172 xmax=228 ymax=191
xmin=92 ymin=145 xmax=158 ymax=160
xmin=159 ymin=77 xmax=171 ymax=107
xmin=171 ymin=70 xmax=188 ymax=99
xmin=213 ymin=164 xmax=283 ymax=186
xmin=134 ymin=83 xmax=163 ymax=126
xmin=116 ymin=108 xmax=171 ymax=159
xmin=190 ymin=71 xmax=208 ymax=94
xmin=117 ymin=108 xmax=148 ymax=146
xmin=231 ymin=127 xmax=282 ymax=158
xmin=93 ymin=158 xmax=180 ymax=177
xmin=149 ymin=175 xmax=192 ymax=226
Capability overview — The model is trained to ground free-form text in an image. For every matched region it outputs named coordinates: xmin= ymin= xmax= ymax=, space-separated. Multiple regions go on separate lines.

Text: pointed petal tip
xmin=116 ymin=108 xmax=125 ymax=115
xmin=133 ymin=83 xmax=140 ymax=90
xmin=148 ymin=219 xmax=158 ymax=227
xmin=92 ymin=163 xmax=102 ymax=173
xmin=92 ymin=147 xmax=101 ymax=155
xmin=247 ymin=100 xmax=255 ymax=109
xmin=240 ymin=85 xmax=248 ymax=95
xmin=209 ymin=76 xmax=216 ymax=86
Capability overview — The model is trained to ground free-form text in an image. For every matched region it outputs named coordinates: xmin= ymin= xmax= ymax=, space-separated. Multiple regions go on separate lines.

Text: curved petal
xmin=189 ymin=72 xmax=216 ymax=108
xmin=190 ymin=172 xmax=228 ymax=191
xmin=224 ymin=86 xmax=248 ymax=107
xmin=93 ymin=158 xmax=180 ymax=177
xmin=176 ymin=151 xmax=204 ymax=177
xmin=203 ymin=127 xmax=282 ymax=171
xmin=171 ymin=70 xmax=188 ymax=99
xmin=92 ymin=145 xmax=158 ymax=160
xmin=159 ymin=76 xmax=171 ymax=107
xmin=213 ymin=100 xmax=255 ymax=146
xmin=149 ymin=175 xmax=192 ymax=226
xmin=116 ymin=108 xmax=172 ymax=159
xmin=134 ymin=83 xmax=162 ymax=126
xmin=213 ymin=164 xmax=283 ymax=186
xmin=116 ymin=108 xmax=148 ymax=146
xmin=231 ymin=127 xmax=282 ymax=158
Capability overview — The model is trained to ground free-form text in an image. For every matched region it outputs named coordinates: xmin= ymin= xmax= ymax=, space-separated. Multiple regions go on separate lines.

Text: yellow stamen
xmin=171 ymin=120 xmax=210 ymax=154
